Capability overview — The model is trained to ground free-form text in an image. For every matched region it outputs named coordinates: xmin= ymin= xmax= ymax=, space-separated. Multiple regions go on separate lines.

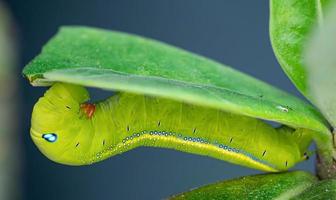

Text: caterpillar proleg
xmin=30 ymin=83 xmax=312 ymax=171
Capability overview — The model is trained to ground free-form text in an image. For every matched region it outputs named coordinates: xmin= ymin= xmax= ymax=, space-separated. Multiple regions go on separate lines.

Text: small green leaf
xmin=22 ymin=26 xmax=329 ymax=135
xmin=305 ymin=2 xmax=336 ymax=128
xmin=292 ymin=179 xmax=336 ymax=200
xmin=270 ymin=0 xmax=329 ymax=97
xmin=169 ymin=171 xmax=317 ymax=200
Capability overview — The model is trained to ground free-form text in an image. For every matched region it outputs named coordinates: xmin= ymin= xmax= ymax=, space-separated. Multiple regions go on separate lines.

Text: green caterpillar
xmin=30 ymin=83 xmax=312 ymax=171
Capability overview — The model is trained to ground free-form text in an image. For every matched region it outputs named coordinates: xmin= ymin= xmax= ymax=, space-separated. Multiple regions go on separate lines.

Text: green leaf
xmin=305 ymin=2 xmax=336 ymax=128
xmin=292 ymin=179 xmax=336 ymax=200
xmin=270 ymin=0 xmax=330 ymax=98
xmin=22 ymin=26 xmax=329 ymax=135
xmin=169 ymin=171 xmax=317 ymax=200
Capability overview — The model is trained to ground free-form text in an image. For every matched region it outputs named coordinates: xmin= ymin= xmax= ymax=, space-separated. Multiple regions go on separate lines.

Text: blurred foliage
xmin=305 ymin=2 xmax=336 ymax=128
xmin=0 ymin=1 xmax=15 ymax=75
xmin=0 ymin=1 xmax=20 ymax=200
xmin=304 ymin=1 xmax=336 ymax=179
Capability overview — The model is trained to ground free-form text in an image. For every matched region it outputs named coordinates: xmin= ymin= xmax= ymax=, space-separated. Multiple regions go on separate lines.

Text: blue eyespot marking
xmin=42 ymin=133 xmax=57 ymax=143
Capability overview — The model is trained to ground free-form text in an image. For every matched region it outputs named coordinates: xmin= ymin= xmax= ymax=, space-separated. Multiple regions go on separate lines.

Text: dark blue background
xmin=5 ymin=0 xmax=313 ymax=199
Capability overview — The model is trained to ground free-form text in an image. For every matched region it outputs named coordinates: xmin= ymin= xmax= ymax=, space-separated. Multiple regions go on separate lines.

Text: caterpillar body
xmin=30 ymin=83 xmax=312 ymax=171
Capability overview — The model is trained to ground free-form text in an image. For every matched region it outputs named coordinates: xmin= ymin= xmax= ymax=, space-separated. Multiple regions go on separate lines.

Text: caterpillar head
xmin=30 ymin=83 xmax=91 ymax=165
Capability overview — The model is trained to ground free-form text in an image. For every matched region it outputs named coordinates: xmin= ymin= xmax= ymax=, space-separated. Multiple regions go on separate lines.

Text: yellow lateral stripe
xmin=88 ymin=132 xmax=279 ymax=172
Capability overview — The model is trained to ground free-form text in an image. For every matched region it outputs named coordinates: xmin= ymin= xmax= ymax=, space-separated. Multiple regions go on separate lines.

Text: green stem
xmin=315 ymin=130 xmax=336 ymax=179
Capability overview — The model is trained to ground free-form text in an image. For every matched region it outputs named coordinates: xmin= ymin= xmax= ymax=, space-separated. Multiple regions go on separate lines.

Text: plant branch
xmin=315 ymin=130 xmax=336 ymax=179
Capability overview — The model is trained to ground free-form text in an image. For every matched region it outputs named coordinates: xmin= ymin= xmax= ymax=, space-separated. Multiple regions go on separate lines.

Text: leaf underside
xmin=169 ymin=171 xmax=317 ymax=200
xmin=22 ymin=26 xmax=329 ymax=135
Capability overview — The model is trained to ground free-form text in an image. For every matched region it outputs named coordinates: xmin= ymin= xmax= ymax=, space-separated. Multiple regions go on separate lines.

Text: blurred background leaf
xmin=305 ymin=2 xmax=336 ymax=128
xmin=0 ymin=1 xmax=20 ymax=200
